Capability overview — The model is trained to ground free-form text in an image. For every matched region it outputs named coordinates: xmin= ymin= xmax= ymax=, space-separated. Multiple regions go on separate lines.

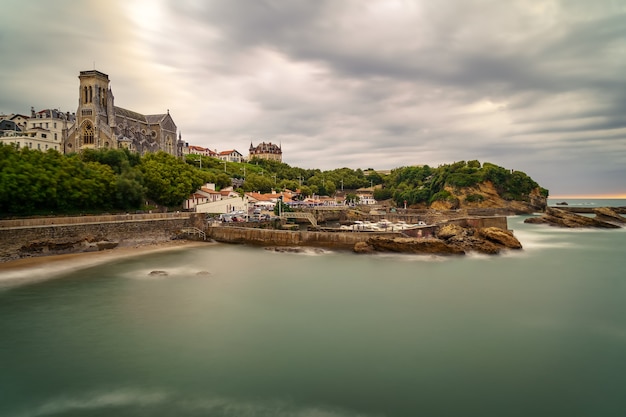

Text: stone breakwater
xmin=209 ymin=220 xmax=522 ymax=256
xmin=0 ymin=213 xmax=202 ymax=263
xmin=1 ymin=213 xmax=519 ymax=262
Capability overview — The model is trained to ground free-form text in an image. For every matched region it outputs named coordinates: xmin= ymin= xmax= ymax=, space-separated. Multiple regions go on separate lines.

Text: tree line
xmin=0 ymin=144 xmax=547 ymax=217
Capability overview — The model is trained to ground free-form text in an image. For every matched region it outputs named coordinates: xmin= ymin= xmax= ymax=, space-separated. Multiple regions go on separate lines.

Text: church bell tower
xmin=76 ymin=70 xmax=111 ymax=149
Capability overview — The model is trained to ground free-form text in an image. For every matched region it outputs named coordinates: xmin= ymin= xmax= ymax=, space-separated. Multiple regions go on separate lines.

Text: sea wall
xmin=0 ymin=214 xmax=202 ymax=262
xmin=207 ymin=226 xmax=400 ymax=249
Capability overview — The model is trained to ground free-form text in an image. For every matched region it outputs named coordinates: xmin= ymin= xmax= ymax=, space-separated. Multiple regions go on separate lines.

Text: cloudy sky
xmin=1 ymin=0 xmax=625 ymax=197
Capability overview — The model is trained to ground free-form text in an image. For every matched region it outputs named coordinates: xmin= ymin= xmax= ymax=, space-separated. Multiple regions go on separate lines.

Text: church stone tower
xmin=65 ymin=69 xmax=179 ymax=156
xmin=74 ymin=70 xmax=114 ymax=150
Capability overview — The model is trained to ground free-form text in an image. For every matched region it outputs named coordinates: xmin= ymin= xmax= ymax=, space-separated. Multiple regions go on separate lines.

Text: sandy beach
xmin=0 ymin=240 xmax=213 ymax=285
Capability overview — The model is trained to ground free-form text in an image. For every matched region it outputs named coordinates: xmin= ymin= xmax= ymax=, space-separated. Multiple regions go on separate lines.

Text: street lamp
xmin=223 ymin=161 xmax=227 ymax=172
xmin=196 ymin=157 xmax=202 ymax=169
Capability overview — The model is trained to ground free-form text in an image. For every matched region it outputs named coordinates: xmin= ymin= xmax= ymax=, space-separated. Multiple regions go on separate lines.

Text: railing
xmin=0 ymin=212 xmax=191 ymax=229
xmin=281 ymin=212 xmax=318 ymax=227
xmin=180 ymin=227 xmax=206 ymax=240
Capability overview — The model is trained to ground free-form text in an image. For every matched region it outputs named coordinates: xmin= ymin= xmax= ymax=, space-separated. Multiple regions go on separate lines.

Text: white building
xmin=0 ymin=128 xmax=61 ymax=152
xmin=183 ymin=183 xmax=222 ymax=211
xmin=195 ymin=196 xmax=250 ymax=214
xmin=0 ymin=108 xmax=75 ymax=153
xmin=218 ymin=149 xmax=243 ymax=163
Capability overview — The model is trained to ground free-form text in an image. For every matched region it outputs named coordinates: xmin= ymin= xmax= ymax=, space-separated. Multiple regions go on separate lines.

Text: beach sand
xmin=0 ymin=240 xmax=213 ymax=284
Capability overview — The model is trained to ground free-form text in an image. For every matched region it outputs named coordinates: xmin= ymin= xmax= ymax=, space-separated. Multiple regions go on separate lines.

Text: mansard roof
xmin=250 ymin=141 xmax=282 ymax=153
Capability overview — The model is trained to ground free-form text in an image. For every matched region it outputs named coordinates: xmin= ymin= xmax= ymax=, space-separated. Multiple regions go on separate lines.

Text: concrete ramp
xmin=281 ymin=212 xmax=318 ymax=227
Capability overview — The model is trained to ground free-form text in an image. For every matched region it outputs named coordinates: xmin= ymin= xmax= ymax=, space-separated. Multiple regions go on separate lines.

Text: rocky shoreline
xmin=524 ymin=207 xmax=625 ymax=228
xmin=353 ymin=224 xmax=522 ymax=255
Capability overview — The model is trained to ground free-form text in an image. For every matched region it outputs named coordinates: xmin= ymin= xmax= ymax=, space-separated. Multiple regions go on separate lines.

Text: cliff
xmin=429 ymin=181 xmax=547 ymax=214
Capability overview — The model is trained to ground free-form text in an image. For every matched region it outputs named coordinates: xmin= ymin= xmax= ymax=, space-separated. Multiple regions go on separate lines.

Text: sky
xmin=1 ymin=0 xmax=625 ymax=198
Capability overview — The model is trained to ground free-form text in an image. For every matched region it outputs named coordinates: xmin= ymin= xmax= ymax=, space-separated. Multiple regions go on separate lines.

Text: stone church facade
xmin=65 ymin=70 xmax=183 ymax=156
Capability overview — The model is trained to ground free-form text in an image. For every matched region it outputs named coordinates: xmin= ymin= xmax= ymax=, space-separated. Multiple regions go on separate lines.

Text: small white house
xmin=195 ymin=196 xmax=250 ymax=214
xmin=218 ymin=149 xmax=243 ymax=163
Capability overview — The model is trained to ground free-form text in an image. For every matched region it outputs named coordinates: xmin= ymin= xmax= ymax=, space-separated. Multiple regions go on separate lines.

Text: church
xmin=65 ymin=70 xmax=183 ymax=156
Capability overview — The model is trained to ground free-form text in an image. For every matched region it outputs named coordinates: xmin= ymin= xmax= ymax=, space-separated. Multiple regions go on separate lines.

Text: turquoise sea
xmin=1 ymin=200 xmax=625 ymax=417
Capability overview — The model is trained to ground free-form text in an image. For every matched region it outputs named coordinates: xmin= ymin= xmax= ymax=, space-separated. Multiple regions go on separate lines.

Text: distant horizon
xmin=549 ymin=194 xmax=626 ymax=200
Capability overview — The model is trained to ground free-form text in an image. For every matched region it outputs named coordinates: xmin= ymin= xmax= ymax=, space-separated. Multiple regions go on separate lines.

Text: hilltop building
xmin=65 ymin=70 xmax=183 ymax=156
xmin=0 ymin=108 xmax=75 ymax=152
xmin=249 ymin=141 xmax=282 ymax=162
xmin=185 ymin=145 xmax=217 ymax=158
xmin=218 ymin=149 xmax=244 ymax=163
xmin=0 ymin=113 xmax=29 ymax=131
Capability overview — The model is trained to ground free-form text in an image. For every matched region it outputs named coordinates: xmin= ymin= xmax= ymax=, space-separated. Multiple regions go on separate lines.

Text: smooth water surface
xmin=1 ymin=214 xmax=626 ymax=417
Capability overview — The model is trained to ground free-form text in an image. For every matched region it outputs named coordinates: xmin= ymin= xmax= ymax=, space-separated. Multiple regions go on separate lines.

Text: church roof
xmin=146 ymin=114 xmax=168 ymax=124
xmin=114 ymin=106 xmax=147 ymax=123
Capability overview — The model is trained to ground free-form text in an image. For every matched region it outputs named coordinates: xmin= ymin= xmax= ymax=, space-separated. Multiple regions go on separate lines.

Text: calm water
xmin=1 ymin=203 xmax=626 ymax=417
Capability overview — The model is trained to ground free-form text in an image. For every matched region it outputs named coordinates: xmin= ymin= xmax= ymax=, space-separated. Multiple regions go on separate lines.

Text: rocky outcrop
xmin=353 ymin=241 xmax=375 ymax=254
xmin=430 ymin=182 xmax=547 ymax=214
xmin=435 ymin=224 xmax=522 ymax=254
xmin=593 ymin=207 xmax=626 ymax=224
xmin=354 ymin=224 xmax=522 ymax=255
xmin=364 ymin=237 xmax=466 ymax=255
xmin=524 ymin=207 xmax=621 ymax=228
xmin=477 ymin=227 xmax=523 ymax=249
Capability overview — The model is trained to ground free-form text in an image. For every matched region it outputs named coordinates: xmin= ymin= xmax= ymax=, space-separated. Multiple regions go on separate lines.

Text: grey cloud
xmin=1 ymin=0 xmax=625 ymax=196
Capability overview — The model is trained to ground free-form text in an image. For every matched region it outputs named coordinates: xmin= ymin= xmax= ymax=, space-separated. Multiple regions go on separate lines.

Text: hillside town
xmin=0 ymin=70 xmax=280 ymax=165
xmin=1 ymin=69 xmax=381 ymax=214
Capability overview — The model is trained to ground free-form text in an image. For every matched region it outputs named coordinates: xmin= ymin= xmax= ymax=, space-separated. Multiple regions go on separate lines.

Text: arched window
xmin=89 ymin=86 xmax=93 ymax=103
xmin=82 ymin=122 xmax=94 ymax=145
xmin=84 ymin=86 xmax=88 ymax=104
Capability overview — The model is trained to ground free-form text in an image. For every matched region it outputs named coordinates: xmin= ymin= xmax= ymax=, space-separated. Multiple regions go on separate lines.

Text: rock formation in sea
xmin=593 ymin=207 xmax=626 ymax=224
xmin=354 ymin=224 xmax=522 ymax=255
xmin=524 ymin=207 xmax=622 ymax=228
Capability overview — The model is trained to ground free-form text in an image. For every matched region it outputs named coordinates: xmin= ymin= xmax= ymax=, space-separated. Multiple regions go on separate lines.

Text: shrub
xmin=465 ymin=193 xmax=485 ymax=203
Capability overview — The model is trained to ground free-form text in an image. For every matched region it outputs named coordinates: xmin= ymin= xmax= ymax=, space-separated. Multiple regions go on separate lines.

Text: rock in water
xmin=525 ymin=207 xmax=621 ymax=228
xmin=353 ymin=241 xmax=375 ymax=254
xmin=477 ymin=227 xmax=523 ymax=249
xmin=593 ymin=207 xmax=626 ymax=224
xmin=366 ymin=237 xmax=466 ymax=255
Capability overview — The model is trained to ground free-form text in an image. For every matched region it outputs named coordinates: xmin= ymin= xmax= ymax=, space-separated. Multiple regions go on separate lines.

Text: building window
xmin=54 ymin=122 xmax=57 ymax=128
xmin=82 ymin=122 xmax=94 ymax=145
xmin=84 ymin=86 xmax=88 ymax=104
xmin=45 ymin=123 xmax=49 ymax=128
xmin=54 ymin=133 xmax=57 ymax=140
xmin=41 ymin=134 xmax=47 ymax=138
